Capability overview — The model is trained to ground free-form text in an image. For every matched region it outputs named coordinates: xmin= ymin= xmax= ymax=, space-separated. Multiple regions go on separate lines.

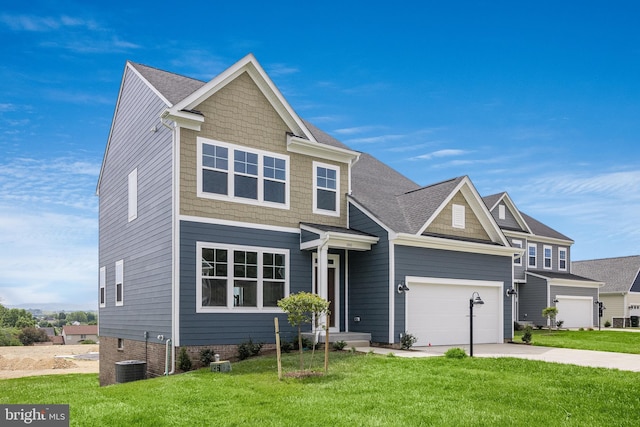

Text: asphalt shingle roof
xmin=572 ymin=256 xmax=640 ymax=293
xmin=129 ymin=62 xmax=206 ymax=106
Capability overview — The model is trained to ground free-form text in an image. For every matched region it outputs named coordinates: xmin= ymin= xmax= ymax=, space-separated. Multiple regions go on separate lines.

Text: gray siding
xmin=98 ymin=67 xmax=173 ymax=344
xmin=493 ymin=204 xmax=523 ymax=231
xmin=631 ymin=272 xmax=640 ymax=292
xmin=395 ymin=246 xmax=513 ymax=342
xmin=510 ymin=237 xmax=526 ymax=281
xmin=348 ymin=204 xmax=390 ymax=343
xmin=179 ymin=221 xmax=309 ymax=345
xmin=518 ymin=275 xmax=548 ymax=325
xmin=301 ymin=229 xmax=319 ymax=243
xmin=551 ymin=285 xmax=599 ymax=326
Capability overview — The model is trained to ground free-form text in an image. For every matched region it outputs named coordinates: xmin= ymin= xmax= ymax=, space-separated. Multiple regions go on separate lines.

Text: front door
xmin=313 ymin=254 xmax=339 ymax=333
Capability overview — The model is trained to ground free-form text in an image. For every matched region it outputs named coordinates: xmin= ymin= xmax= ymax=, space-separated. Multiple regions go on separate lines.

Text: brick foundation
xmin=99 ymin=336 xmax=276 ymax=386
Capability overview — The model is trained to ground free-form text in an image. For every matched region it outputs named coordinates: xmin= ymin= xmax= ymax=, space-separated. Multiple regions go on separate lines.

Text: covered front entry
xmin=405 ymin=277 xmax=504 ymax=346
xmin=313 ymin=254 xmax=339 ymax=332
xmin=556 ymin=296 xmax=593 ymax=328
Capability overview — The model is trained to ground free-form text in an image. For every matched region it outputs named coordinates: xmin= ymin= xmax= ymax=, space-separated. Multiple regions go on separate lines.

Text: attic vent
xmin=498 ymin=204 xmax=506 ymax=220
xmin=452 ymin=204 xmax=465 ymax=229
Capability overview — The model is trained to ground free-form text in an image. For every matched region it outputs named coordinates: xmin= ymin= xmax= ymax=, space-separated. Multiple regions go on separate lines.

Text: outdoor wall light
xmin=553 ymin=298 xmax=559 ymax=304
xmin=397 ymin=282 xmax=410 ymax=293
xmin=469 ymin=292 xmax=484 ymax=357
xmin=506 ymin=288 xmax=517 ymax=297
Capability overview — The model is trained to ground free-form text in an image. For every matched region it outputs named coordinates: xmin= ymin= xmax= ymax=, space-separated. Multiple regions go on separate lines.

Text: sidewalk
xmin=355 ymin=343 xmax=640 ymax=372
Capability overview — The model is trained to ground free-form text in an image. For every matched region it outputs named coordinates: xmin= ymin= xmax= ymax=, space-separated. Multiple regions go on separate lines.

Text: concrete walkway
xmin=355 ymin=343 xmax=640 ymax=372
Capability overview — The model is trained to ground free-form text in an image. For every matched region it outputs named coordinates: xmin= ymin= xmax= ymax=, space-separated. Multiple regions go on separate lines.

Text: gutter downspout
xmin=164 ymin=338 xmax=174 ymax=376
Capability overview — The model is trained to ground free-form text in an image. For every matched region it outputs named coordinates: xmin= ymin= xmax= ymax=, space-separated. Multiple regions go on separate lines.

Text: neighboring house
xmin=97 ymin=54 xmax=521 ymax=385
xmin=484 ymin=193 xmax=602 ymax=328
xmin=572 ymin=256 xmax=640 ymax=327
xmin=62 ymin=325 xmax=98 ymax=345
xmin=50 ymin=336 xmax=65 ymax=345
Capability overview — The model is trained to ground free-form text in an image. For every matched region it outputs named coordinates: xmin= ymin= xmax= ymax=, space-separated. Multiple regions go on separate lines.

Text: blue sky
xmin=1 ymin=1 xmax=639 ymax=309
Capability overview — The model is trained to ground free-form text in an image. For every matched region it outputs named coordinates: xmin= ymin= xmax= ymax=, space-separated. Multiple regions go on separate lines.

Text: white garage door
xmin=556 ymin=296 xmax=593 ymax=328
xmin=405 ymin=278 xmax=503 ymax=346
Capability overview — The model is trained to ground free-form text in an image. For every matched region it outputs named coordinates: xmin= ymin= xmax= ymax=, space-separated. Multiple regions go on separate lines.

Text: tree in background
xmin=66 ymin=311 xmax=88 ymax=324
xmin=18 ymin=327 xmax=49 ymax=346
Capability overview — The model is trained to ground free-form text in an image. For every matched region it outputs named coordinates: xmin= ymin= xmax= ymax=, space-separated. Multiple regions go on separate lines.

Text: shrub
xmin=80 ymin=339 xmax=96 ymax=344
xmin=604 ymin=320 xmax=611 ymax=328
xmin=17 ymin=327 xmax=49 ymax=346
xmin=332 ymin=340 xmax=347 ymax=351
xmin=400 ymin=332 xmax=418 ymax=350
xmin=177 ymin=347 xmax=192 ymax=371
xmin=556 ymin=320 xmax=564 ymax=329
xmin=200 ymin=348 xmax=216 ymax=365
xmin=280 ymin=339 xmax=294 ymax=353
xmin=237 ymin=339 xmax=263 ymax=360
xmin=0 ymin=328 xmax=21 ymax=346
xmin=535 ymin=325 xmax=544 ymax=330
xmin=521 ymin=325 xmax=533 ymax=344
xmin=444 ymin=347 xmax=467 ymax=359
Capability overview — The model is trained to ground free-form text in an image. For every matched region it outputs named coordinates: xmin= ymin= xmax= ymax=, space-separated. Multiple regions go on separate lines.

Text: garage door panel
xmin=556 ymin=297 xmax=592 ymax=328
xmin=406 ymin=281 xmax=502 ymax=346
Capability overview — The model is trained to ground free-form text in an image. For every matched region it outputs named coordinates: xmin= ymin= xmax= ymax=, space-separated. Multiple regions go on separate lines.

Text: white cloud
xmin=0 ymin=14 xmax=98 ymax=32
xmin=333 ymin=125 xmax=387 ymax=135
xmin=411 ymin=149 xmax=469 ymax=161
xmin=267 ymin=63 xmax=299 ymax=76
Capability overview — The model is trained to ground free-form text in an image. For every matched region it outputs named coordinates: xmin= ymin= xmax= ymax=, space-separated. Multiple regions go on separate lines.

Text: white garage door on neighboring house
xmin=405 ymin=277 xmax=504 ymax=346
xmin=556 ymin=296 xmax=593 ymax=328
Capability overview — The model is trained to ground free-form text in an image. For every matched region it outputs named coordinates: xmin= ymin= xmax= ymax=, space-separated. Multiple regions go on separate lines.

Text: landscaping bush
xmin=17 ymin=327 xmax=49 ymax=346
xmin=332 ymin=340 xmax=347 ymax=351
xmin=280 ymin=339 xmax=294 ymax=353
xmin=400 ymin=332 xmax=418 ymax=350
xmin=237 ymin=339 xmax=263 ymax=360
xmin=521 ymin=326 xmax=533 ymax=344
xmin=604 ymin=320 xmax=611 ymax=328
xmin=177 ymin=347 xmax=192 ymax=371
xmin=200 ymin=348 xmax=216 ymax=365
xmin=444 ymin=347 xmax=467 ymax=359
xmin=556 ymin=320 xmax=564 ymax=329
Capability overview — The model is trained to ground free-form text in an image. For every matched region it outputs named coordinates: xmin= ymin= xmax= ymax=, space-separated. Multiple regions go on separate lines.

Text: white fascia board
xmin=287 ymin=134 xmax=360 ymax=164
xmin=504 ymin=230 xmax=574 ymax=246
xmin=168 ymin=53 xmax=313 ymax=140
xmin=392 ymin=232 xmax=520 ymax=258
xmin=161 ymin=109 xmax=204 ymax=131
xmin=299 ymin=224 xmax=378 ymax=251
xmin=417 ymin=177 xmax=509 ymax=246
xmin=179 ymin=214 xmax=301 ymax=234
xmin=550 ymin=279 xmax=604 ymax=288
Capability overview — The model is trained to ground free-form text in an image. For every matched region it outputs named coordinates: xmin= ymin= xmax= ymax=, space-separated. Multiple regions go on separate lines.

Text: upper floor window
xmin=558 ymin=247 xmax=567 ymax=271
xmin=99 ymin=267 xmax=106 ymax=308
xmin=452 ymin=204 xmax=465 ymax=229
xmin=198 ymin=137 xmax=289 ymax=208
xmin=313 ymin=161 xmax=340 ymax=216
xmin=198 ymin=242 xmax=289 ymax=312
xmin=512 ymin=240 xmax=523 ymax=266
xmin=128 ymin=168 xmax=138 ymax=222
xmin=528 ymin=243 xmax=537 ymax=268
xmin=115 ymin=260 xmax=124 ymax=306
xmin=543 ymin=245 xmax=552 ymax=269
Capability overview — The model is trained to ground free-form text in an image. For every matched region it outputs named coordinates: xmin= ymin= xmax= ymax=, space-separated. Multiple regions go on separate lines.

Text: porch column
xmin=316 ymin=241 xmax=329 ymax=332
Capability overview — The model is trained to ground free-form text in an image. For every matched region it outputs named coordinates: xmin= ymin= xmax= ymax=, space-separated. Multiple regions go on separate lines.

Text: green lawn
xmin=514 ymin=329 xmax=640 ymax=354
xmin=2 ymin=351 xmax=640 ymax=426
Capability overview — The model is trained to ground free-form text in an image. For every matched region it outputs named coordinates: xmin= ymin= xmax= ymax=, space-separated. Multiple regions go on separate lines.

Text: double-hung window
xmin=198 ymin=242 xmax=288 ymax=312
xmin=115 ymin=260 xmax=124 ymax=306
xmin=558 ymin=247 xmax=567 ymax=271
xmin=313 ymin=162 xmax=339 ymax=216
xmin=99 ymin=267 xmax=106 ymax=308
xmin=528 ymin=243 xmax=537 ymax=268
xmin=512 ymin=240 xmax=523 ymax=266
xmin=198 ymin=137 xmax=289 ymax=208
xmin=543 ymin=245 xmax=552 ymax=269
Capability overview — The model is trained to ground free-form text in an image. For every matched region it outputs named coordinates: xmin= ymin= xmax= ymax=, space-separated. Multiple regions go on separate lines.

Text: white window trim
xmin=313 ymin=161 xmax=340 ymax=217
xmin=498 ymin=204 xmax=506 ymax=220
xmin=99 ymin=266 xmax=106 ymax=308
xmin=196 ymin=242 xmax=289 ymax=313
xmin=197 ymin=137 xmax=290 ymax=209
xmin=115 ymin=259 xmax=124 ymax=306
xmin=558 ymin=247 xmax=567 ymax=271
xmin=543 ymin=245 xmax=553 ymax=270
xmin=452 ymin=204 xmax=465 ymax=229
xmin=128 ymin=168 xmax=138 ymax=222
xmin=512 ymin=240 xmax=523 ymax=266
xmin=528 ymin=243 xmax=537 ymax=268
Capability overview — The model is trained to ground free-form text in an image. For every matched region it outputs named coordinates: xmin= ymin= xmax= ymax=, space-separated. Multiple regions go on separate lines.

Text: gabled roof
xmin=62 ymin=325 xmax=98 ymax=335
xmin=129 ymin=62 xmax=206 ymax=106
xmin=483 ymin=192 xmax=532 ymax=234
xmin=519 ymin=211 xmax=573 ymax=242
xmin=572 ymin=256 xmax=640 ymax=293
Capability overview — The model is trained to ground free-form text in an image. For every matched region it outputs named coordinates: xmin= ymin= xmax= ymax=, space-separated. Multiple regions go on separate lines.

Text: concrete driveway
xmin=357 ymin=343 xmax=640 ymax=372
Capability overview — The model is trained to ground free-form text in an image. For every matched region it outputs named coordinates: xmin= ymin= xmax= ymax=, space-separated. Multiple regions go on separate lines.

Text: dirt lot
xmin=0 ymin=344 xmax=99 ymax=379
